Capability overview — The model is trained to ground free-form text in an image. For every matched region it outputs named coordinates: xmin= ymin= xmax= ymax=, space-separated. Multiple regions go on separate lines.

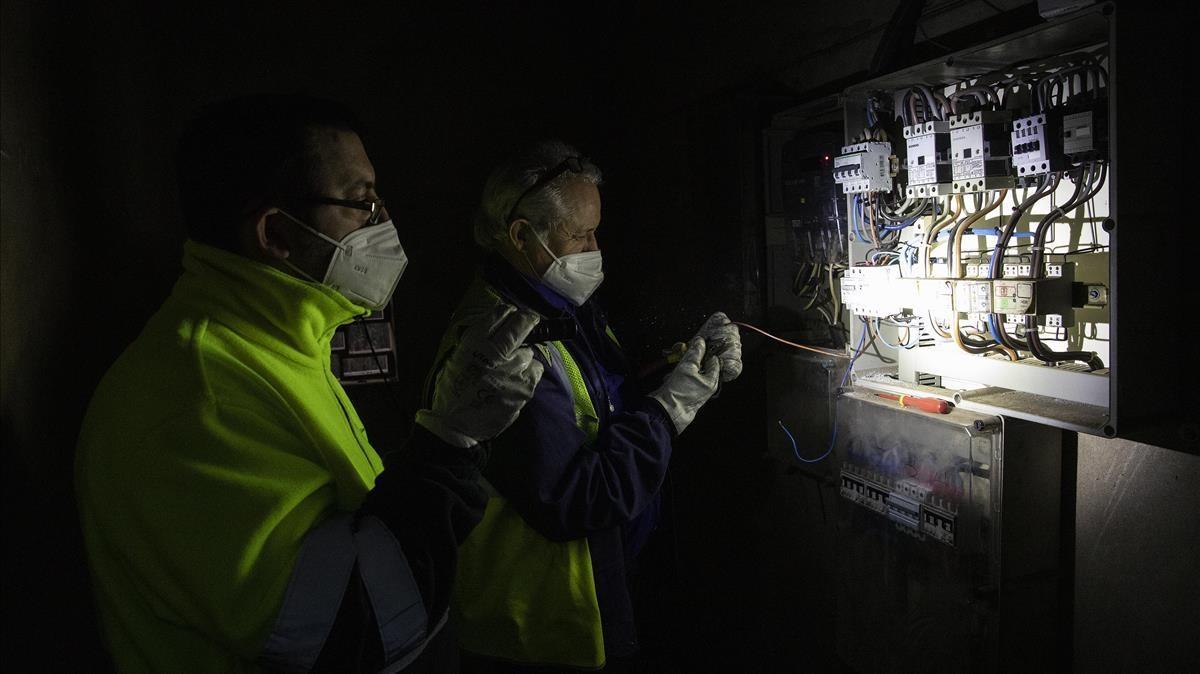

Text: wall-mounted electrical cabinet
xmin=827 ymin=4 xmax=1181 ymax=443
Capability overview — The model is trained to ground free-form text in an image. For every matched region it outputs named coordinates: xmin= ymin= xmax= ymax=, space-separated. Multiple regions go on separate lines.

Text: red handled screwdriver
xmin=875 ymin=392 xmax=952 ymax=414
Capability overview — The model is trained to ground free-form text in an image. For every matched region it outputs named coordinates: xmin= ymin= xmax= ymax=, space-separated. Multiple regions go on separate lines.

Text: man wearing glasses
xmin=75 ymin=95 xmax=544 ymax=672
xmin=428 ymin=141 xmax=742 ymax=671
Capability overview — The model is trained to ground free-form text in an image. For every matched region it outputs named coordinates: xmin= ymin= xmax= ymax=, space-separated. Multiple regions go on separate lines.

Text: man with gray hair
xmin=424 ymin=140 xmax=742 ymax=671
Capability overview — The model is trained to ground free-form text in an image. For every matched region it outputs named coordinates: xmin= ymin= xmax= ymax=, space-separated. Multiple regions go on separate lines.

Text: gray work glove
xmin=696 ymin=311 xmax=742 ymax=382
xmin=647 ymin=336 xmax=721 ymax=435
xmin=416 ymin=304 xmax=545 ymax=448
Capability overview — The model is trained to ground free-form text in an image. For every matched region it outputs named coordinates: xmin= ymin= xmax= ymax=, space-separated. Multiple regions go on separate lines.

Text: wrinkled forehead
xmin=553 ymin=179 xmax=601 ymax=233
xmin=307 ymin=128 xmax=375 ymax=195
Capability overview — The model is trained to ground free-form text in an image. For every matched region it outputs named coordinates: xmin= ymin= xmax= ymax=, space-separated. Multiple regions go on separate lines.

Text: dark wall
xmin=4 ymin=1 xmax=1197 ymax=671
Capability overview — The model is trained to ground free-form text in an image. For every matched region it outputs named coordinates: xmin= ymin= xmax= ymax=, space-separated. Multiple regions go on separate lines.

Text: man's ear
xmin=507 ymin=218 xmax=529 ymax=252
xmin=251 ymin=207 xmax=292 ymax=261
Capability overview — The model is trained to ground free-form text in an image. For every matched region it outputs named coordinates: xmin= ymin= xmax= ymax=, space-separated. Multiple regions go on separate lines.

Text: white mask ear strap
xmin=279 ymin=210 xmax=345 ymax=250
xmin=528 ymin=225 xmax=560 ymax=262
xmin=519 ymin=245 xmax=542 ymax=279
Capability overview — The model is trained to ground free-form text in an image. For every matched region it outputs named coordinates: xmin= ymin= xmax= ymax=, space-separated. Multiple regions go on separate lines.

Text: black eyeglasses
xmin=506 ymin=156 xmax=587 ymax=226
xmin=305 ymin=196 xmax=388 ymax=226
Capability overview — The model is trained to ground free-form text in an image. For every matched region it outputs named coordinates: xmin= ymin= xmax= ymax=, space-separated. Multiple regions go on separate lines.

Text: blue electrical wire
xmin=840 ymin=320 xmax=870 ymax=389
xmin=851 ymin=195 xmax=871 ymax=243
xmin=778 ymin=321 xmax=869 ymax=466
xmin=778 ymin=419 xmax=835 ymax=464
xmin=987 ymin=314 xmax=1005 ymax=344
xmin=880 ymin=210 xmax=923 ymax=232
xmin=935 ymin=228 xmax=1034 ymax=240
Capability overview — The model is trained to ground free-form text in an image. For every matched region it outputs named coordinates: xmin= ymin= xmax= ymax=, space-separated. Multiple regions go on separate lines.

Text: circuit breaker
xmin=833 ymin=141 xmax=894 ymax=194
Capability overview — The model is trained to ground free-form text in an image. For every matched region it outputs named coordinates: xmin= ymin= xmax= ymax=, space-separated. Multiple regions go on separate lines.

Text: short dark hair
xmin=175 ymin=94 xmax=361 ymax=250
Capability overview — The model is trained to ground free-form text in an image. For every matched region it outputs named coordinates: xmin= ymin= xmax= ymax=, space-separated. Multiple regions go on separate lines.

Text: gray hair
xmin=474 ymin=140 xmax=603 ymax=249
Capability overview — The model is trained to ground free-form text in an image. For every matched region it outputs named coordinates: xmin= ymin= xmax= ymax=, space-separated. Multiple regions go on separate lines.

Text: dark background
xmin=4 ymin=1 xmax=1197 ymax=671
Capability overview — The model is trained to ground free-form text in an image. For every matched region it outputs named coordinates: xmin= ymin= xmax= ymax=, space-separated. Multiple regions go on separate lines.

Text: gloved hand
xmin=695 ymin=311 xmax=742 ymax=382
xmin=647 ymin=336 xmax=721 ymax=435
xmin=416 ymin=304 xmax=545 ymax=448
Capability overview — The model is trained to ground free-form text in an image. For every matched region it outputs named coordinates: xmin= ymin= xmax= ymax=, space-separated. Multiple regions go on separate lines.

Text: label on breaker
xmin=1063 ymin=111 xmax=1095 ymax=155
xmin=834 ymin=141 xmax=892 ymax=194
xmin=991 ymin=279 xmax=1034 ymax=314
xmin=953 ymin=281 xmax=992 ymax=314
xmin=907 ymin=143 xmax=940 ymax=185
xmin=905 ymin=126 xmax=949 ymax=186
xmin=951 ymin=125 xmax=986 ymax=180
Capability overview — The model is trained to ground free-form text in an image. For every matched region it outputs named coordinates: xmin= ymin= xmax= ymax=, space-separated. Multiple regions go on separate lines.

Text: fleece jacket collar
xmin=175 ymin=240 xmax=368 ymax=362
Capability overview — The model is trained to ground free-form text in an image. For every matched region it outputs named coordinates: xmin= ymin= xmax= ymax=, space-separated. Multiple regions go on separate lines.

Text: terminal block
xmin=946 ymin=274 xmax=1073 ymax=316
xmin=1011 ymin=112 xmax=1066 ymax=178
xmin=949 ymin=110 xmax=1013 ymax=193
xmin=833 ymin=141 xmax=893 ymax=194
xmin=903 ymin=121 xmax=953 ymax=197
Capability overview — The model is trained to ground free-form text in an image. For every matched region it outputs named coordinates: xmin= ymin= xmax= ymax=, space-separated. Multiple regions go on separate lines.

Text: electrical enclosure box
xmin=835 ymin=392 xmax=1063 ymax=673
xmin=834 ymin=5 xmax=1133 ymax=440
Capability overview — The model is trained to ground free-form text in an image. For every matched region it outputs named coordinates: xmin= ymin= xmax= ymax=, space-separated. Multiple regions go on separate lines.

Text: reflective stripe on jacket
xmin=425 ymin=278 xmax=606 ymax=668
xmin=430 ymin=261 xmax=675 ymax=668
xmin=454 ymin=340 xmax=607 ymax=668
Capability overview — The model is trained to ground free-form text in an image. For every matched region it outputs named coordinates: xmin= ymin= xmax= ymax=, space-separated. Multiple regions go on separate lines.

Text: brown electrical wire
xmin=923 ymin=195 xmax=962 ymax=277
xmin=953 ymin=315 xmax=1018 ymax=361
xmin=867 ymin=194 xmax=880 ymax=247
xmin=732 ymin=321 xmax=846 ymax=359
xmin=951 ymin=189 xmax=1007 ymax=278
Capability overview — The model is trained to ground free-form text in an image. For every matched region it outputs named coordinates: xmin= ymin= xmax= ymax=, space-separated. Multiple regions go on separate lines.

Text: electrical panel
xmin=828 ymin=8 xmax=1117 ymax=437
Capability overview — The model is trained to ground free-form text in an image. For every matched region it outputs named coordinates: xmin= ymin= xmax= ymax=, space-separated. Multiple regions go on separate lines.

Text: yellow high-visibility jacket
xmin=76 ymin=241 xmax=383 ymax=673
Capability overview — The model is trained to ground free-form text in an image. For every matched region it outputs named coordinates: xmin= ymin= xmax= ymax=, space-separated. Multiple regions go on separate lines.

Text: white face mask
xmin=280 ymin=212 xmax=408 ymax=310
xmin=530 ymin=231 xmax=604 ymax=306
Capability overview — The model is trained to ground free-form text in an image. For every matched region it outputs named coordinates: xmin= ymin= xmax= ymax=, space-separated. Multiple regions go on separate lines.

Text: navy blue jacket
xmin=478 ymin=255 xmax=676 ymax=658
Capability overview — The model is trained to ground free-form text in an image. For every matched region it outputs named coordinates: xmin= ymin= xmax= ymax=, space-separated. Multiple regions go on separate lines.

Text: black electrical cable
xmin=989 ymin=174 xmax=1059 ymax=352
xmin=1024 ymin=163 xmax=1107 ymax=369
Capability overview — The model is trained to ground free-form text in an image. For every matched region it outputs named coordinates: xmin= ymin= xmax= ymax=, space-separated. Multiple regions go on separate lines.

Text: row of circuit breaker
xmin=839 ymin=263 xmax=1107 ymax=319
xmin=832 ymin=106 xmax=1104 ymax=196
xmin=840 ymin=463 xmax=957 ymax=546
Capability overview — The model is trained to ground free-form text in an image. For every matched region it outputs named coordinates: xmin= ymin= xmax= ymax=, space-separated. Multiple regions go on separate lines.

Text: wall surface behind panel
xmin=1075 ymin=437 xmax=1200 ymax=671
